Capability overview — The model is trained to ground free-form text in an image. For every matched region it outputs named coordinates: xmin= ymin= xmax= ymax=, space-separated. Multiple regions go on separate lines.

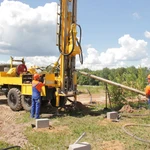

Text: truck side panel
xmin=21 ymin=84 xmax=46 ymax=96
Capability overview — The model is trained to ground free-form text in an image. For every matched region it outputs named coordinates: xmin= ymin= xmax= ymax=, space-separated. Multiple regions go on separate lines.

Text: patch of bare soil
xmin=34 ymin=125 xmax=70 ymax=134
xmin=98 ymin=118 xmax=112 ymax=126
xmin=77 ymin=93 xmax=105 ymax=104
xmin=99 ymin=140 xmax=124 ymax=150
xmin=0 ymin=104 xmax=28 ymax=148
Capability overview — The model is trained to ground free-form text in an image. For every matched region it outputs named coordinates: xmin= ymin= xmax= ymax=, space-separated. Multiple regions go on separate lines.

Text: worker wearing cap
xmin=31 ymin=73 xmax=44 ymax=119
xmin=145 ymin=74 xmax=150 ymax=109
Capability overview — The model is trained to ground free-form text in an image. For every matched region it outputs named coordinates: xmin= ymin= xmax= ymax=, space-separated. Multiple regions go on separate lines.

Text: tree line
xmin=77 ymin=66 xmax=149 ymax=106
xmin=77 ymin=66 xmax=149 ymax=89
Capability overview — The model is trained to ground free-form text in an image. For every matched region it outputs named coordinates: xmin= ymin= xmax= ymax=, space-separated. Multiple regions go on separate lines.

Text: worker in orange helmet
xmin=31 ymin=73 xmax=44 ymax=119
xmin=145 ymin=74 xmax=150 ymax=109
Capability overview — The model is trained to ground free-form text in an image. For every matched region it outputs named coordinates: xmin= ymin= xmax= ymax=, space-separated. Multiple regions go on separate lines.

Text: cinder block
xmin=68 ymin=142 xmax=91 ymax=150
xmin=36 ymin=118 xmax=49 ymax=128
xmin=107 ymin=111 xmax=118 ymax=120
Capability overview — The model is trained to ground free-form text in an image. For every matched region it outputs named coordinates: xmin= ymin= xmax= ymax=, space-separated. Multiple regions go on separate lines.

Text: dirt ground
xmin=0 ymin=95 xmax=29 ymax=147
xmin=0 ymin=93 xmax=106 ymax=148
xmin=0 ymin=94 xmax=146 ymax=149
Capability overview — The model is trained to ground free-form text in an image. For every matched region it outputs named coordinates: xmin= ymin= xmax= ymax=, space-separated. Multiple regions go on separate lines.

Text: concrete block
xmin=68 ymin=142 xmax=91 ymax=150
xmin=36 ymin=118 xmax=49 ymax=128
xmin=107 ymin=111 xmax=118 ymax=120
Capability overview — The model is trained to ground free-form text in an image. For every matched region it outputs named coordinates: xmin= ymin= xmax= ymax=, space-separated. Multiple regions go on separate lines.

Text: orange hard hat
xmin=34 ymin=73 xmax=40 ymax=80
xmin=147 ymin=74 xmax=150 ymax=79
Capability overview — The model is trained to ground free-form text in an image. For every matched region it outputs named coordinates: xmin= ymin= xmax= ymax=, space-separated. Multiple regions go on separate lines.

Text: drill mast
xmin=56 ymin=0 xmax=82 ymax=103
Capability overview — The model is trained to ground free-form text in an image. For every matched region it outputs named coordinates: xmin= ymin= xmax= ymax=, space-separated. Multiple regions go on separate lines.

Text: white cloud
xmin=144 ymin=31 xmax=150 ymax=38
xmin=0 ymin=56 xmax=58 ymax=69
xmin=25 ymin=56 xmax=58 ymax=67
xmin=0 ymin=35 xmax=150 ymax=70
xmin=0 ymin=1 xmax=149 ymax=71
xmin=132 ymin=12 xmax=141 ymax=19
xmin=0 ymin=0 xmax=58 ymax=56
xmin=0 ymin=41 xmax=11 ymax=54
xmin=140 ymin=57 xmax=150 ymax=68
xmin=84 ymin=48 xmax=99 ymax=64
xmin=84 ymin=44 xmax=92 ymax=49
xmin=117 ymin=34 xmax=147 ymax=60
xmin=0 ymin=34 xmax=148 ymax=71
xmin=77 ymin=34 xmax=148 ymax=70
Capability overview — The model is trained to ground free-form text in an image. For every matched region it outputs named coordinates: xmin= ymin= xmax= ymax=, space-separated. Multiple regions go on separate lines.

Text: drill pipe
xmin=79 ymin=71 xmax=146 ymax=96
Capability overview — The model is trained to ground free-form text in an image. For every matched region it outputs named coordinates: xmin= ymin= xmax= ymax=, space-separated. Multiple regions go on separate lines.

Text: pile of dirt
xmin=64 ymin=101 xmax=90 ymax=114
xmin=119 ymin=105 xmax=134 ymax=113
xmin=75 ymin=101 xmax=89 ymax=111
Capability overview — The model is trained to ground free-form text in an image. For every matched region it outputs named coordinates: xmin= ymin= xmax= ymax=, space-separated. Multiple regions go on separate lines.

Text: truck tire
xmin=21 ymin=95 xmax=31 ymax=111
xmin=7 ymin=88 xmax=22 ymax=111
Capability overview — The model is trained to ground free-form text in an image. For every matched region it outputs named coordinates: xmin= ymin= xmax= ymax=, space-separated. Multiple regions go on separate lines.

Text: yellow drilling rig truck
xmin=0 ymin=0 xmax=146 ymax=112
xmin=0 ymin=0 xmax=83 ymax=111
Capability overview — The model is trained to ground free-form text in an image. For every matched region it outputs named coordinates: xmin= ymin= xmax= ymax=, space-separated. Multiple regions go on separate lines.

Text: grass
xmin=18 ymin=101 xmax=150 ymax=150
xmin=0 ymin=141 xmax=11 ymax=149
xmin=22 ymin=111 xmax=150 ymax=150
xmin=1 ymin=86 xmax=150 ymax=150
xmin=1 ymin=106 xmax=150 ymax=150
xmin=0 ymin=141 xmax=20 ymax=150
xmin=16 ymin=112 xmax=33 ymax=124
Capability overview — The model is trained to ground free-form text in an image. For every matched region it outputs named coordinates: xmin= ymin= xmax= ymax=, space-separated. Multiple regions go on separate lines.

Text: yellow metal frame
xmin=55 ymin=0 xmax=81 ymax=106
xmin=0 ymin=0 xmax=82 ymax=108
xmin=21 ymin=84 xmax=46 ymax=96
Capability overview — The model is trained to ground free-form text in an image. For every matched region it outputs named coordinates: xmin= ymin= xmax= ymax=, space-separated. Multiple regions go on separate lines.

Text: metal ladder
xmin=56 ymin=3 xmax=60 ymax=47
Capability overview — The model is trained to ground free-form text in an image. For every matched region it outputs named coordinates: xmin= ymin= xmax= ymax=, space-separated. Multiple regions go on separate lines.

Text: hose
xmin=76 ymin=24 xmax=83 ymax=64
xmin=58 ymin=0 xmax=83 ymax=64
xmin=1 ymin=146 xmax=21 ymax=150
xmin=122 ymin=123 xmax=150 ymax=143
xmin=121 ymin=113 xmax=150 ymax=118
xmin=58 ymin=25 xmax=75 ymax=56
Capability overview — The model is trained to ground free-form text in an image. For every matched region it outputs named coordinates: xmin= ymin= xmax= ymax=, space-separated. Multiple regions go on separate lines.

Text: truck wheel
xmin=7 ymin=88 xmax=22 ymax=111
xmin=21 ymin=95 xmax=31 ymax=111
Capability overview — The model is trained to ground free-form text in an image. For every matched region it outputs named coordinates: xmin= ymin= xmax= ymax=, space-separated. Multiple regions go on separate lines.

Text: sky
xmin=0 ymin=0 xmax=150 ymax=70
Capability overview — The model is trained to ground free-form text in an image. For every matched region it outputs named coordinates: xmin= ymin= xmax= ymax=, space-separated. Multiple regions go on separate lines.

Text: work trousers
xmin=31 ymin=98 xmax=41 ymax=119
xmin=148 ymin=99 xmax=150 ymax=109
